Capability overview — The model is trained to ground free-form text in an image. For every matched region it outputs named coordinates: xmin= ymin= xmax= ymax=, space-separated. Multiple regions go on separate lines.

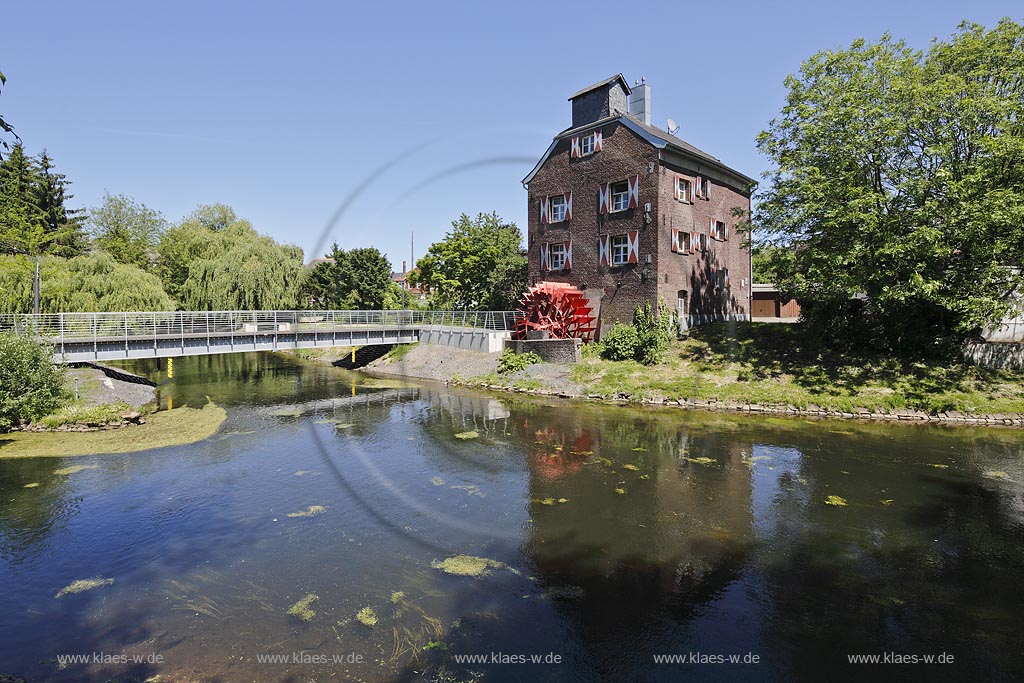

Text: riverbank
xmin=368 ymin=323 xmax=1024 ymax=427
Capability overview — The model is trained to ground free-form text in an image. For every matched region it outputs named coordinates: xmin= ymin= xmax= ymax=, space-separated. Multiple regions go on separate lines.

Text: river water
xmin=1 ymin=352 xmax=1023 ymax=682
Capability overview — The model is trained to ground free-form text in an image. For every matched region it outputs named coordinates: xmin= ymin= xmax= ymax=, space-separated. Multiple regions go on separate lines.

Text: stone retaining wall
xmin=503 ymin=338 xmax=582 ymax=364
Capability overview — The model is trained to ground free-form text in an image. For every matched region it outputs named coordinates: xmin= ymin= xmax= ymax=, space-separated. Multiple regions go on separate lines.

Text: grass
xmin=277 ymin=346 xmax=353 ymax=361
xmin=382 ymin=342 xmax=418 ymax=363
xmin=564 ymin=322 xmax=1024 ymax=415
xmin=0 ymin=402 xmax=227 ymax=458
xmin=34 ymin=400 xmax=140 ymax=429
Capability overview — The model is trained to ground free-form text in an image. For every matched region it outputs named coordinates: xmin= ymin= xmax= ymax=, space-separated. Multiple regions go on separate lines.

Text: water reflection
xmin=0 ymin=353 xmax=1022 ymax=682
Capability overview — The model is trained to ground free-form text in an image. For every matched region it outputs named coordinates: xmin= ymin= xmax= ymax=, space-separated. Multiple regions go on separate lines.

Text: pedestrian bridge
xmin=0 ymin=310 xmax=520 ymax=363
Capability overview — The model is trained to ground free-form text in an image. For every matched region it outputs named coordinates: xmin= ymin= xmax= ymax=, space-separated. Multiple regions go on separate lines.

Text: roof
xmin=568 ymin=74 xmax=631 ymax=100
xmin=522 ymin=113 xmax=756 ymax=187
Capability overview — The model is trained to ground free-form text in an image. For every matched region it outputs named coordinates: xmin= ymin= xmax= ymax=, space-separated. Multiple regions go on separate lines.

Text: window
xmin=611 ymin=181 xmax=630 ymax=212
xmin=611 ymin=234 xmax=629 ymax=265
xmin=580 ymin=133 xmax=595 ymax=155
xmin=549 ymin=242 xmax=567 ymax=270
xmin=676 ymin=231 xmax=691 ymax=253
xmin=676 ymin=177 xmax=691 ymax=203
xmin=550 ymin=195 xmax=567 ymax=223
xmin=713 ymin=219 xmax=726 ymax=240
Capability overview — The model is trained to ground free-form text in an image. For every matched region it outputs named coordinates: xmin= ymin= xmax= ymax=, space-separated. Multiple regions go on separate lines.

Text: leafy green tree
xmin=756 ymin=20 xmax=1024 ymax=353
xmin=0 ymin=252 xmax=175 ymax=313
xmin=0 ymin=332 xmax=68 ymax=430
xmin=157 ymin=205 xmax=306 ymax=310
xmin=411 ymin=212 xmax=527 ymax=310
xmin=299 ymin=243 xmax=400 ymax=309
xmin=88 ymin=192 xmax=167 ymax=270
xmin=750 ymin=245 xmax=793 ymax=285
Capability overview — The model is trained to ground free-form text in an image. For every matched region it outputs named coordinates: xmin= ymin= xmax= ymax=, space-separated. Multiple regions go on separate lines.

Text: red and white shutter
xmin=710 ymin=217 xmax=717 ymax=239
xmin=539 ymin=196 xmax=549 ymax=225
xmin=690 ymin=231 xmax=697 ymax=254
xmin=570 ymin=137 xmax=580 ymax=158
xmin=696 ymin=176 xmax=703 ymax=199
xmin=594 ymin=130 xmax=603 ymax=152
xmin=598 ymin=183 xmax=610 ymax=214
xmin=724 ymin=223 xmax=729 ymax=240
xmin=564 ymin=241 xmax=572 ymax=270
xmin=627 ymin=230 xmax=639 ymax=264
xmin=565 ymin=192 xmax=572 ymax=221
xmin=627 ymin=174 xmax=639 ymax=209
xmin=673 ymin=177 xmax=680 ymax=201
xmin=671 ymin=227 xmax=679 ymax=253
xmin=539 ymin=243 xmax=549 ymax=270
xmin=598 ymin=235 xmax=609 ymax=266
xmin=704 ymin=178 xmax=710 ymax=200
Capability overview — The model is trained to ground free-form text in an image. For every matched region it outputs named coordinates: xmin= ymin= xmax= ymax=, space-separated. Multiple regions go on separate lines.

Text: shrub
xmin=601 ymin=323 xmax=640 ymax=361
xmin=0 ymin=333 xmax=69 ymax=430
xmin=498 ymin=349 xmax=542 ymax=374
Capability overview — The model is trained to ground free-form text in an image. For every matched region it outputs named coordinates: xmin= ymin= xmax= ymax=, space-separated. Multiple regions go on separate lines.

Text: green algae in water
xmin=623 ymin=464 xmax=640 ymax=471
xmin=451 ymin=484 xmax=485 ymax=497
xmin=533 ymin=497 xmax=555 ymax=506
xmin=390 ymin=591 xmax=405 ymax=604
xmin=825 ymin=495 xmax=848 ymax=506
xmin=984 ymin=470 xmax=1011 ymax=480
xmin=431 ymin=477 xmax=446 ymax=486
xmin=684 ymin=457 xmax=716 ymax=466
xmin=336 ymin=423 xmax=355 ymax=429
xmin=356 ymin=606 xmax=378 ymax=626
xmin=928 ymin=463 xmax=950 ymax=469
xmin=423 ymin=640 xmax=448 ymax=651
xmin=632 ymin=447 xmax=647 ymax=452
xmin=431 ymin=555 xmax=504 ymax=577
xmin=614 ymin=488 xmax=626 ymax=495
xmin=287 ymin=505 xmax=327 ymax=518
xmin=54 ymin=464 xmax=99 ymax=476
xmin=23 ymin=482 xmax=40 ymax=488
xmin=454 ymin=431 xmax=479 ymax=440
xmin=557 ymin=498 xmax=569 ymax=504
xmin=881 ymin=499 xmax=895 ymax=506
xmin=55 ymin=577 xmax=114 ymax=598
xmin=287 ymin=593 xmax=318 ymax=621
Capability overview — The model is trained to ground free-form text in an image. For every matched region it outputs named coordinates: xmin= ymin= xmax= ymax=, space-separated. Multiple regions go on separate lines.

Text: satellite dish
xmin=667 ymin=118 xmax=679 ymax=135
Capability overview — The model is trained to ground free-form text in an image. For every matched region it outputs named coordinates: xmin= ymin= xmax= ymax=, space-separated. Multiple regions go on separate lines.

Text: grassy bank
xmin=460 ymin=322 xmax=1024 ymax=416
xmin=0 ymin=402 xmax=227 ymax=458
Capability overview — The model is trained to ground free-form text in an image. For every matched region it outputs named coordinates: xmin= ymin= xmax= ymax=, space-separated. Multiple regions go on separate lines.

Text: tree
xmin=0 ymin=252 xmax=176 ymax=313
xmin=411 ymin=212 xmax=527 ymax=310
xmin=0 ymin=145 xmax=86 ymax=257
xmin=756 ymin=20 xmax=1024 ymax=353
xmin=0 ymin=332 xmax=67 ymax=430
xmin=157 ymin=205 xmax=307 ymax=310
xmin=88 ymin=192 xmax=167 ymax=270
xmin=298 ymin=243 xmax=401 ymax=310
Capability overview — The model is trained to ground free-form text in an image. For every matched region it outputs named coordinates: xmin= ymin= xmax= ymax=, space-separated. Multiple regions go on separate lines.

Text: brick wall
xmin=527 ymin=121 xmax=751 ymax=334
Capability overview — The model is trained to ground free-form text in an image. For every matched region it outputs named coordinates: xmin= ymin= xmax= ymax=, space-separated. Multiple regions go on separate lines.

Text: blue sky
xmin=3 ymin=0 xmax=1019 ymax=269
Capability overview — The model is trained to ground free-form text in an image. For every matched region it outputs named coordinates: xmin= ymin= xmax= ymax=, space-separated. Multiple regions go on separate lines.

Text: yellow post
xmin=351 ymin=347 xmax=356 ymax=363
xmin=167 ymin=357 xmax=174 ymax=379
xmin=167 ymin=396 xmax=173 ymax=411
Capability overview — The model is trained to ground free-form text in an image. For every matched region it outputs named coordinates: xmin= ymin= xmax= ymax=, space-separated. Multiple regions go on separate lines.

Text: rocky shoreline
xmin=366 ymin=342 xmax=1024 ymax=428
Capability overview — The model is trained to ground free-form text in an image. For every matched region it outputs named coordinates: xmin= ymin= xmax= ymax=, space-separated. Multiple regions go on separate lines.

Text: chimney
xmin=629 ymin=77 xmax=651 ymax=125
xmin=402 ymin=260 xmax=407 ymax=275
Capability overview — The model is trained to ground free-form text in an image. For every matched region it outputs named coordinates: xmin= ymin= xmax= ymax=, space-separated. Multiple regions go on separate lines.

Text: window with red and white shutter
xmin=671 ymin=227 xmax=679 ymax=253
xmin=599 ymin=183 xmax=610 ymax=214
xmin=570 ymin=137 xmax=580 ymax=158
xmin=627 ymin=175 xmax=639 ymax=209
xmin=598 ymin=234 xmax=610 ymax=266
xmin=539 ymin=242 xmax=550 ymax=270
xmin=594 ymin=130 xmax=603 ymax=152
xmin=626 ymin=231 xmax=639 ymax=263
xmin=539 ymin=196 xmax=550 ymax=225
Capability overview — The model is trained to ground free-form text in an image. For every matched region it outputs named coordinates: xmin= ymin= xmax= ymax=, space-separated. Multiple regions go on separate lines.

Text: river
xmin=1 ymin=352 xmax=1023 ymax=682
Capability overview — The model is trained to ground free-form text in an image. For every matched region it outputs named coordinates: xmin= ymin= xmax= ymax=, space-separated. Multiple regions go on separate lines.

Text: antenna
xmin=667 ymin=118 xmax=679 ymax=135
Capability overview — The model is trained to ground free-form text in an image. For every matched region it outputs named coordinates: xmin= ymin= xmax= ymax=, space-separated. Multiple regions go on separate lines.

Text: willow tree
xmin=159 ymin=206 xmax=306 ymax=310
xmin=0 ymin=252 xmax=175 ymax=313
xmin=756 ymin=20 xmax=1024 ymax=353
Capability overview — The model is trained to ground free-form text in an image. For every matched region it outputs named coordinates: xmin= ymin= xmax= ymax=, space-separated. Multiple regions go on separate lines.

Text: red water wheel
xmin=514 ymin=282 xmax=596 ymax=342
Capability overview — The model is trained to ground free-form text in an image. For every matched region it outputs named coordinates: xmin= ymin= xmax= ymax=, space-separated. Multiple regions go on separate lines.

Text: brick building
xmin=523 ymin=74 xmax=755 ymax=333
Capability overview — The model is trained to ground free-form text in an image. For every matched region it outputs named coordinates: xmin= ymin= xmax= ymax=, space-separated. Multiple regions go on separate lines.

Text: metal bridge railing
xmin=0 ymin=310 xmax=523 ymax=341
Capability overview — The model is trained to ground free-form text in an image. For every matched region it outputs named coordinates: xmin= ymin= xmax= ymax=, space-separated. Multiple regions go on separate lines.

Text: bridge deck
xmin=1 ymin=310 xmax=520 ymax=363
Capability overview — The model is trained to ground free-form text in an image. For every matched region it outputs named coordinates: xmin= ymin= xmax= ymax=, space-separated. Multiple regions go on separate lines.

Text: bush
xmin=601 ymin=323 xmax=640 ymax=361
xmin=498 ymin=349 xmax=542 ymax=374
xmin=600 ymin=304 xmax=676 ymax=365
xmin=0 ymin=333 xmax=69 ymax=430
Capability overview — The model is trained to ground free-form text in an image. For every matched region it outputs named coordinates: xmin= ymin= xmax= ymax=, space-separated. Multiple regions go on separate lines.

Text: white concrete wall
xmin=417 ymin=326 xmax=510 ymax=353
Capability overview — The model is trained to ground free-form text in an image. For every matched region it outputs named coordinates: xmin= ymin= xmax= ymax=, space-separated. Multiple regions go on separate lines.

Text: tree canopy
xmin=0 ymin=252 xmax=175 ymax=313
xmin=301 ymin=243 xmax=401 ymax=310
xmin=756 ymin=20 xmax=1024 ymax=353
xmin=88 ymin=192 xmax=167 ymax=270
xmin=411 ymin=212 xmax=527 ymax=310
xmin=0 ymin=68 xmax=16 ymax=160
xmin=157 ymin=205 xmax=306 ymax=310
xmin=0 ymin=144 xmax=86 ymax=257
